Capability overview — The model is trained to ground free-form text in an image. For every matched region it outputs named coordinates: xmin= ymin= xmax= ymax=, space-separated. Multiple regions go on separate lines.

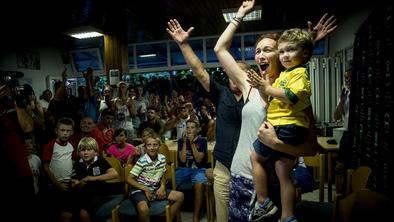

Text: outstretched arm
xmin=308 ymin=13 xmax=337 ymax=44
xmin=166 ymin=19 xmax=210 ymax=92
xmin=214 ymin=0 xmax=255 ymax=98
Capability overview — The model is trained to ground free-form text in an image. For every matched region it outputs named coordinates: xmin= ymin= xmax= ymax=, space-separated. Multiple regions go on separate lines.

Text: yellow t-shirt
xmin=268 ymin=66 xmax=311 ymax=128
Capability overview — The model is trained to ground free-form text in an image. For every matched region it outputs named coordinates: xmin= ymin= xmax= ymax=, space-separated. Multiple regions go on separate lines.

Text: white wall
xmin=328 ymin=6 xmax=372 ymax=57
xmin=0 ymin=45 xmax=73 ymax=96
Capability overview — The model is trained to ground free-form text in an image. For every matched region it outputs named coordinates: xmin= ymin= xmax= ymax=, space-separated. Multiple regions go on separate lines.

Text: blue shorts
xmin=130 ymin=189 xmax=171 ymax=206
xmin=253 ymin=124 xmax=308 ymax=160
xmin=175 ymin=167 xmax=208 ymax=186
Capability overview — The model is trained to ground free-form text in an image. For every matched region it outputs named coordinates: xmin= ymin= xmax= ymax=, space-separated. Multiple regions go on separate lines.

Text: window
xmin=136 ymin=43 xmax=167 ymax=68
xmin=244 ymin=34 xmax=261 ymax=60
xmin=170 ymin=39 xmax=203 ymax=66
xmin=71 ymin=48 xmax=103 ymax=72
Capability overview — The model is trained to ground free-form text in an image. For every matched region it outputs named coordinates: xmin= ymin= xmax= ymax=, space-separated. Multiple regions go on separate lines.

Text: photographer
xmin=0 ymin=79 xmax=38 ymax=220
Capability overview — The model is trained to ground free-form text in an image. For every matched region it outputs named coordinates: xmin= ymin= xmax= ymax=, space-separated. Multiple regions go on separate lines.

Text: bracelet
xmin=230 ymin=20 xmax=239 ymax=26
xmin=233 ymin=16 xmax=243 ymax=23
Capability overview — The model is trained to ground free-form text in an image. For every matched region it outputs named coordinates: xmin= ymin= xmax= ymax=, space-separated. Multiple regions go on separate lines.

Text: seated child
xmin=126 ymin=132 xmax=184 ymax=222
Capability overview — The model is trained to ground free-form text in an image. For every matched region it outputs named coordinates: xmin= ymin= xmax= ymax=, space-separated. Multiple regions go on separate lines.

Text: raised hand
xmin=246 ymin=69 xmax=269 ymax=93
xmin=308 ymin=13 xmax=337 ymax=43
xmin=166 ymin=19 xmax=194 ymax=44
xmin=237 ymin=0 xmax=255 ymax=18
xmin=61 ymin=68 xmax=68 ymax=81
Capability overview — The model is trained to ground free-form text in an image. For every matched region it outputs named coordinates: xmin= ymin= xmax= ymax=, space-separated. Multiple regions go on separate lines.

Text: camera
xmin=14 ymin=84 xmax=34 ymax=108
xmin=0 ymin=71 xmax=33 ymax=108
xmin=0 ymin=71 xmax=23 ymax=86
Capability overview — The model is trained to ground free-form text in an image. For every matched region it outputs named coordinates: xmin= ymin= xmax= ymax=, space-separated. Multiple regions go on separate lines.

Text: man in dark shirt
xmin=167 ymin=19 xmax=246 ymax=221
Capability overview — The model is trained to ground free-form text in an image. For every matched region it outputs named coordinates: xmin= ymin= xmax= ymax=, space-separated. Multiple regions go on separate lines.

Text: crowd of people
xmin=0 ymin=0 xmax=338 ymax=221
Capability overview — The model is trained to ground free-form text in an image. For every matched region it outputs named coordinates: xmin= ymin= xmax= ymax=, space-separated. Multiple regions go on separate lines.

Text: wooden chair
xmin=333 ymin=188 xmax=393 ymax=222
xmin=111 ymin=162 xmax=177 ymax=222
xmin=104 ymin=156 xmax=125 ymax=183
xmin=296 ymin=153 xmax=327 ymax=202
xmin=92 ymin=156 xmax=126 ymax=221
xmin=332 ymin=166 xmax=372 ymax=222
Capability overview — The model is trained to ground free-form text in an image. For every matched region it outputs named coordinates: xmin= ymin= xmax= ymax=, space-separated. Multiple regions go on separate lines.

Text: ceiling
xmin=2 ymin=0 xmax=368 ymax=50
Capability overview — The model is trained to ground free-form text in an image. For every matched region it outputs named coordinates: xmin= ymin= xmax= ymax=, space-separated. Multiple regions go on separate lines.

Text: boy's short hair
xmin=278 ymin=28 xmax=314 ymax=62
xmin=141 ymin=127 xmax=155 ymax=137
xmin=186 ymin=119 xmax=200 ymax=128
xmin=77 ymin=137 xmax=99 ymax=152
xmin=56 ymin=117 xmax=75 ymax=129
xmin=23 ymin=133 xmax=34 ymax=141
xmin=144 ymin=132 xmax=161 ymax=145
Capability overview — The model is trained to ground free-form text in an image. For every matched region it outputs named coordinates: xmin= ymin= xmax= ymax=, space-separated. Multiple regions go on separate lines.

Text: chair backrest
xmin=333 ymin=166 xmax=373 ymax=222
xmin=347 ymin=165 xmax=371 ymax=195
xmin=301 ymin=153 xmax=326 ymax=202
xmin=124 ymin=164 xmax=133 ymax=194
xmin=165 ymin=162 xmax=176 ymax=190
xmin=104 ymin=156 xmax=125 ymax=183
xmin=338 ymin=188 xmax=393 ymax=222
xmin=159 ymin=143 xmax=171 ymax=164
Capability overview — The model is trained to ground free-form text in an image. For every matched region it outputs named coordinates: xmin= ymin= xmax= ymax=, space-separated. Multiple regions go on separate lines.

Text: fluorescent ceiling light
xmin=222 ymin=5 xmax=262 ymax=22
xmin=66 ymin=26 xmax=104 ymax=39
xmin=139 ymin=54 xmax=157 ymax=58
xmin=70 ymin=32 xmax=103 ymax=39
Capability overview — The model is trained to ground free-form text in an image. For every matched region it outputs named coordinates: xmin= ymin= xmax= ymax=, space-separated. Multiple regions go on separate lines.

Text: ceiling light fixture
xmin=222 ymin=5 xmax=262 ymax=22
xmin=66 ymin=26 xmax=104 ymax=39
xmin=138 ymin=54 xmax=157 ymax=58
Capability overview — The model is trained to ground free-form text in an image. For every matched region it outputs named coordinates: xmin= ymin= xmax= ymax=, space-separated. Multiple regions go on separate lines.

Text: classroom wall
xmin=0 ymin=45 xmax=73 ymax=96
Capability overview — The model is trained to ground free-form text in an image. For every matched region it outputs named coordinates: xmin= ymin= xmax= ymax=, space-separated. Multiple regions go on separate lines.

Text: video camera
xmin=0 ymin=71 xmax=24 ymax=86
xmin=0 ymin=71 xmax=34 ymax=108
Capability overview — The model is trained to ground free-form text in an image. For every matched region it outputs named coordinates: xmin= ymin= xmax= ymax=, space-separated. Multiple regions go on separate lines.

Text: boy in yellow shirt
xmin=247 ymin=28 xmax=314 ymax=222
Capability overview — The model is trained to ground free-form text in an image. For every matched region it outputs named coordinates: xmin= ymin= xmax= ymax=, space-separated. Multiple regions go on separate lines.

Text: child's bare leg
xmin=251 ymin=150 xmax=268 ymax=203
xmin=275 ymin=157 xmax=296 ymax=220
xmin=168 ymin=190 xmax=184 ymax=221
xmin=193 ymin=182 xmax=204 ymax=222
xmin=136 ymin=201 xmax=150 ymax=222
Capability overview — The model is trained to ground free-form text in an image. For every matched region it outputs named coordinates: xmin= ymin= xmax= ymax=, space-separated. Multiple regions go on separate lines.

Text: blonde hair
xmin=77 ymin=137 xmax=99 ymax=152
xmin=278 ymin=28 xmax=314 ymax=62
xmin=144 ymin=132 xmax=161 ymax=145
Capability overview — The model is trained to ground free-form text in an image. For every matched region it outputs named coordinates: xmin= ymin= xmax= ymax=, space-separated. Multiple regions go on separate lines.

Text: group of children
xmin=31 ymin=112 xmax=209 ymax=222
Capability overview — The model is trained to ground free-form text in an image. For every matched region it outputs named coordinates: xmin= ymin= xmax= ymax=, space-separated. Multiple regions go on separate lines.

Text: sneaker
xmin=279 ymin=215 xmax=298 ymax=222
xmin=248 ymin=197 xmax=278 ymax=221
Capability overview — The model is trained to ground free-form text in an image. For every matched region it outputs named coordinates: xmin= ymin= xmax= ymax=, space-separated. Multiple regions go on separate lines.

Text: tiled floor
xmin=180 ymin=212 xmax=207 ymax=222
xmin=179 ymin=184 xmax=335 ymax=222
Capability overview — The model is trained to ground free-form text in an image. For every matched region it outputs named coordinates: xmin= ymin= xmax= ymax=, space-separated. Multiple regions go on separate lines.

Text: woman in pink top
xmin=107 ymin=128 xmax=136 ymax=166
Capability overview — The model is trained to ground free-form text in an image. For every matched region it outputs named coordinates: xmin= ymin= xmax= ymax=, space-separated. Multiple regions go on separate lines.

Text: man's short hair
xmin=101 ymin=108 xmax=114 ymax=117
